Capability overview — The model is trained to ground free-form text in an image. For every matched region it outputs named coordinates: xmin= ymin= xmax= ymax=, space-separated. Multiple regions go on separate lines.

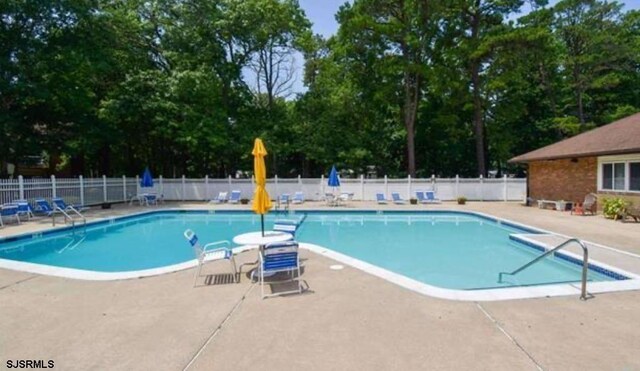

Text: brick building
xmin=510 ymin=113 xmax=640 ymax=209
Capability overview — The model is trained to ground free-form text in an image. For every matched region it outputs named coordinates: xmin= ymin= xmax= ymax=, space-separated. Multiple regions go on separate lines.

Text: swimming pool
xmin=0 ymin=210 xmax=634 ymax=299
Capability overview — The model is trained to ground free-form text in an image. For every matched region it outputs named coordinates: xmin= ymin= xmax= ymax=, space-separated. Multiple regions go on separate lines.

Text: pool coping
xmin=1 ymin=208 xmax=639 ymax=301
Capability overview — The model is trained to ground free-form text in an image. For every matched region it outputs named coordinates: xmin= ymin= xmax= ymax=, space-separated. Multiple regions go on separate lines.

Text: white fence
xmin=0 ymin=175 xmax=527 ymax=205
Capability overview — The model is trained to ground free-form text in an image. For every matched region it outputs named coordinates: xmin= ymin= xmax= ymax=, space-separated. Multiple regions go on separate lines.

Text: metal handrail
xmin=52 ymin=207 xmax=86 ymax=231
xmin=498 ymin=238 xmax=589 ymax=300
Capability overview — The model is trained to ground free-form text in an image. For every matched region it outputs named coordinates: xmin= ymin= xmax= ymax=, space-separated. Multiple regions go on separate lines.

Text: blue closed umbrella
xmin=141 ymin=167 xmax=154 ymax=188
xmin=328 ymin=166 xmax=340 ymax=188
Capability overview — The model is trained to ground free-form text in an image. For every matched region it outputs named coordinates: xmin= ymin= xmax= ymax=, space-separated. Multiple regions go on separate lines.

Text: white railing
xmin=0 ymin=175 xmax=527 ymax=205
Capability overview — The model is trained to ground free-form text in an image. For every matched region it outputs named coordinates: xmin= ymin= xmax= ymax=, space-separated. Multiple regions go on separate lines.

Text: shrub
xmin=409 ymin=198 xmax=418 ymax=205
xmin=240 ymin=198 xmax=250 ymax=205
xmin=602 ymin=197 xmax=628 ymax=219
xmin=457 ymin=196 xmax=467 ymax=205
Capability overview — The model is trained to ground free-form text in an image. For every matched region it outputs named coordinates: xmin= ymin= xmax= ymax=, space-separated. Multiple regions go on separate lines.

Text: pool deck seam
xmin=182 ymin=283 xmax=256 ymax=371
xmin=475 ymin=302 xmax=545 ymax=371
xmin=0 ymin=274 xmax=38 ymax=291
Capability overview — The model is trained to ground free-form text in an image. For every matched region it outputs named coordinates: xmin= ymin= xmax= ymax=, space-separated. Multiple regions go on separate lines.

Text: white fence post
xmin=80 ymin=175 xmax=85 ymax=205
xmin=384 ymin=175 xmax=388 ymax=196
xmin=274 ymin=175 xmax=279 ymax=197
xmin=321 ymin=175 xmax=325 ymax=196
xmin=455 ymin=175 xmax=460 ymax=198
xmin=360 ymin=174 xmax=365 ymax=201
xmin=228 ymin=175 xmax=232 ymax=192
xmin=121 ymin=175 xmax=126 ymax=202
xmin=182 ymin=175 xmax=186 ymax=201
xmin=503 ymin=174 xmax=508 ymax=202
xmin=51 ymin=175 xmax=57 ymax=198
xmin=159 ymin=175 xmax=163 ymax=197
xmin=298 ymin=175 xmax=302 ymax=187
xmin=407 ymin=175 xmax=412 ymax=199
xmin=205 ymin=175 xmax=209 ymax=200
xmin=18 ymin=175 xmax=24 ymax=200
xmin=103 ymin=175 xmax=108 ymax=202
xmin=480 ymin=175 xmax=484 ymax=202
xmin=431 ymin=174 xmax=435 ymax=191
xmin=136 ymin=175 xmax=140 ymax=195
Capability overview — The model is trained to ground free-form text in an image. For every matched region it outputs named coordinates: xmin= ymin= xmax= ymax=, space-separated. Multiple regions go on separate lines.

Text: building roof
xmin=509 ymin=112 xmax=640 ymax=163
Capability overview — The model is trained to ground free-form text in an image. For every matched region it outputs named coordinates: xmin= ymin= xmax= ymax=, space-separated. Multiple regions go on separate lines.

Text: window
xmin=631 ymin=162 xmax=640 ymax=191
xmin=600 ymin=158 xmax=640 ymax=193
xmin=602 ymin=164 xmax=613 ymax=190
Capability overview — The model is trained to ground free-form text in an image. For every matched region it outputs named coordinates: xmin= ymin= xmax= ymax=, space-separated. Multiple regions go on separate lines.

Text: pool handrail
xmin=498 ymin=238 xmax=589 ymax=300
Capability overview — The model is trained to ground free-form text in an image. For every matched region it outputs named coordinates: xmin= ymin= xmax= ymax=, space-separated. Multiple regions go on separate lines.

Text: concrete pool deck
xmin=1 ymin=201 xmax=639 ymax=370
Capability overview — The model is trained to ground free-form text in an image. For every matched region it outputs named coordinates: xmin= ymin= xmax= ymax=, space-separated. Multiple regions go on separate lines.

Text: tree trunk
xmin=471 ymin=62 xmax=487 ymax=177
xmin=403 ymin=71 xmax=419 ymax=177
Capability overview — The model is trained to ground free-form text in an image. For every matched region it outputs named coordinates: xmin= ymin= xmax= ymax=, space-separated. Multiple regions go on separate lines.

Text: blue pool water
xmin=0 ymin=211 xmax=618 ymax=289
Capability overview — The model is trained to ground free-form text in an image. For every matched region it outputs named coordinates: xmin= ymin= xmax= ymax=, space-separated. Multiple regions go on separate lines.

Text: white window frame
xmin=598 ymin=154 xmax=640 ymax=193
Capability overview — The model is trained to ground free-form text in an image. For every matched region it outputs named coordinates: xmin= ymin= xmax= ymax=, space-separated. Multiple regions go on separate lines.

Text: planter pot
xmin=409 ymin=199 xmax=418 ymax=205
xmin=240 ymin=199 xmax=250 ymax=205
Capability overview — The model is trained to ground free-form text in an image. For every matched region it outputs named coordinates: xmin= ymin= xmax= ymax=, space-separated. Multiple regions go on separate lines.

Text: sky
xmin=283 ymin=0 xmax=640 ymax=94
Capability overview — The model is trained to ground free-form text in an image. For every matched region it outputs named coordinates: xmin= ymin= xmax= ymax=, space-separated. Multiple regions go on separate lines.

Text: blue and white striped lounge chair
xmin=391 ymin=192 xmax=406 ymax=204
xmin=52 ymin=197 xmax=88 ymax=213
xmin=143 ymin=193 xmax=158 ymax=206
xmin=183 ymin=229 xmax=238 ymax=287
xmin=416 ymin=191 xmax=429 ymax=204
xmin=376 ymin=193 xmax=387 ymax=204
xmin=15 ymin=200 xmax=34 ymax=219
xmin=0 ymin=204 xmax=20 ymax=225
xmin=34 ymin=199 xmax=56 ymax=216
xmin=259 ymin=241 xmax=302 ymax=299
xmin=292 ymin=192 xmax=304 ymax=204
xmin=278 ymin=194 xmax=290 ymax=209
xmin=425 ymin=191 xmax=441 ymax=204
xmin=273 ymin=219 xmax=299 ymax=236
xmin=228 ymin=190 xmax=242 ymax=204
xmin=210 ymin=192 xmax=228 ymax=203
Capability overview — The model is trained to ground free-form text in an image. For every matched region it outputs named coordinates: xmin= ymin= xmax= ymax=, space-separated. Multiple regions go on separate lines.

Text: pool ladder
xmin=52 ymin=207 xmax=87 ymax=233
xmin=498 ymin=238 xmax=589 ymax=300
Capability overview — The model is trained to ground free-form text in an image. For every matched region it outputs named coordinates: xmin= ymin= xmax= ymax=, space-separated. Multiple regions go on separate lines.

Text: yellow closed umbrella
xmin=252 ymin=138 xmax=272 ymax=235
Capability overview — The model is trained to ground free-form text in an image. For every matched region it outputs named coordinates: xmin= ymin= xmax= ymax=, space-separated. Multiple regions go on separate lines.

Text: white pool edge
xmin=0 ymin=207 xmax=639 ymax=301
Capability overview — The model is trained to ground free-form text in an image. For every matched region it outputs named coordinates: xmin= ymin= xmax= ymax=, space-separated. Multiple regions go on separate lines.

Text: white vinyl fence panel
xmin=0 ymin=175 xmax=527 ymax=206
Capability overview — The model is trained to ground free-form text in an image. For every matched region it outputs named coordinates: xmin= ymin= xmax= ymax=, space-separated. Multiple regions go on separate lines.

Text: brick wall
xmin=529 ymin=157 xmax=597 ymax=203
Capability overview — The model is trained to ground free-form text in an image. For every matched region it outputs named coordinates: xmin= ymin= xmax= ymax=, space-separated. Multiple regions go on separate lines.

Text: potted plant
xmin=240 ymin=198 xmax=250 ymax=205
xmin=457 ymin=196 xmax=467 ymax=205
xmin=602 ymin=197 xmax=627 ymax=220
xmin=409 ymin=198 xmax=418 ymax=205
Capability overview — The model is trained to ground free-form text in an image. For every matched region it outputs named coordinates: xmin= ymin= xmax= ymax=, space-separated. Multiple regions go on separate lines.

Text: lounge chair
xmin=391 ymin=192 xmax=406 ymax=204
xmin=339 ymin=192 xmax=354 ymax=205
xmin=143 ymin=193 xmax=158 ymax=206
xmin=292 ymin=192 xmax=305 ymax=204
xmin=34 ymin=199 xmax=56 ymax=216
xmin=424 ymin=191 xmax=441 ymax=204
xmin=228 ymin=190 xmax=242 ymax=204
xmin=376 ymin=193 xmax=387 ymax=204
xmin=14 ymin=200 xmax=34 ymax=220
xmin=623 ymin=204 xmax=640 ymax=223
xmin=278 ymin=194 xmax=290 ymax=210
xmin=416 ymin=191 xmax=429 ymax=204
xmin=273 ymin=219 xmax=299 ymax=236
xmin=571 ymin=193 xmax=597 ymax=215
xmin=0 ymin=204 xmax=20 ymax=225
xmin=259 ymin=241 xmax=302 ymax=299
xmin=183 ymin=229 xmax=238 ymax=287
xmin=325 ymin=193 xmax=337 ymax=206
xmin=210 ymin=192 xmax=228 ymax=204
xmin=52 ymin=197 xmax=88 ymax=213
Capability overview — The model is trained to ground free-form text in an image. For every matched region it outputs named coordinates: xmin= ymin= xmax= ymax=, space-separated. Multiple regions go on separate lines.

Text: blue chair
xmin=376 ymin=193 xmax=387 ymax=204
xmin=52 ymin=197 xmax=88 ymax=213
xmin=228 ymin=190 xmax=242 ymax=204
xmin=416 ymin=191 xmax=429 ymax=204
xmin=292 ymin=192 xmax=305 ymax=204
xmin=425 ymin=191 xmax=441 ymax=204
xmin=184 ymin=229 xmax=237 ymax=287
xmin=14 ymin=200 xmax=34 ymax=219
xmin=34 ymin=199 xmax=55 ymax=216
xmin=273 ymin=219 xmax=298 ymax=236
xmin=391 ymin=192 xmax=406 ymax=204
xmin=210 ymin=192 xmax=228 ymax=203
xmin=143 ymin=193 xmax=158 ymax=206
xmin=1 ymin=204 xmax=21 ymax=225
xmin=259 ymin=241 xmax=302 ymax=299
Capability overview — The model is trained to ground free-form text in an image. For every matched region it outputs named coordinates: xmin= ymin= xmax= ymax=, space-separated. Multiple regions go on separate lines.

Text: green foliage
xmin=457 ymin=197 xmax=468 ymax=205
xmin=602 ymin=197 xmax=629 ymax=219
xmin=1 ymin=0 xmax=639 ymax=179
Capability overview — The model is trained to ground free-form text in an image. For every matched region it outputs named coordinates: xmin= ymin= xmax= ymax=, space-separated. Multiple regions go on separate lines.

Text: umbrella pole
xmin=261 ymin=214 xmax=265 ymax=237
